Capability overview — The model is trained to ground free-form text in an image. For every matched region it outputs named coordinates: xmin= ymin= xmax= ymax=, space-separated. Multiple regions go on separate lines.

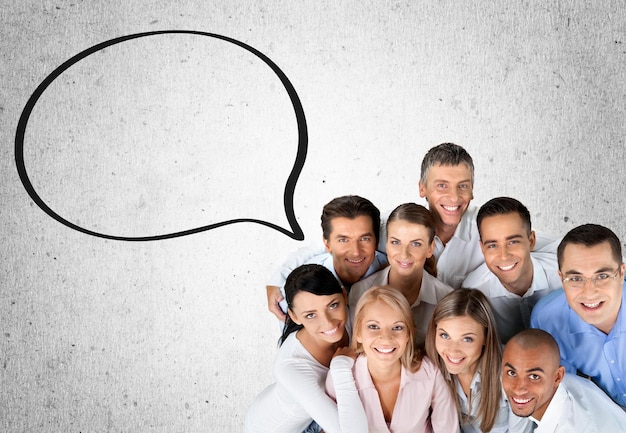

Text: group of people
xmin=245 ymin=143 xmax=626 ymax=432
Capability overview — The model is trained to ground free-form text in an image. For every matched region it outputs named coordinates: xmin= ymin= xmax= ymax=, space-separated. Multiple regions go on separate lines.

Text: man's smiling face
xmin=419 ymin=163 xmax=473 ymax=230
xmin=479 ymin=212 xmax=536 ymax=296
xmin=559 ymin=241 xmax=624 ymax=335
xmin=323 ymin=215 xmax=377 ymax=285
xmin=502 ymin=341 xmax=564 ymax=421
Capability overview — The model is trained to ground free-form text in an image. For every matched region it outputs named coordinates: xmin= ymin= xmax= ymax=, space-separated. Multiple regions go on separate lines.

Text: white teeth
xmin=498 ymin=264 xmax=516 ymax=271
xmin=447 ymin=356 xmax=464 ymax=364
xmin=442 ymin=205 xmax=460 ymax=211
xmin=323 ymin=326 xmax=339 ymax=335
xmin=375 ymin=347 xmax=395 ymax=354
xmin=347 ymin=257 xmax=365 ymax=264
xmin=583 ymin=302 xmax=601 ymax=308
xmin=513 ymin=397 xmax=531 ymax=404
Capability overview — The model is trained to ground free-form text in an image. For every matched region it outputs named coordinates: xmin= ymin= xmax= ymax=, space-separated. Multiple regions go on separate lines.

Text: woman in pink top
xmin=327 ymin=286 xmax=459 ymax=433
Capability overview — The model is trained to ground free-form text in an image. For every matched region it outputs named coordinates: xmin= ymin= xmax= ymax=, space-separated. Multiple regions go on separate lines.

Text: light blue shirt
xmin=531 ymin=282 xmax=626 ymax=407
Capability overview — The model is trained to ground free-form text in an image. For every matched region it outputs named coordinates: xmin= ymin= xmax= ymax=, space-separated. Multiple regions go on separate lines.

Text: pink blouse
xmin=327 ymin=355 xmax=460 ymax=433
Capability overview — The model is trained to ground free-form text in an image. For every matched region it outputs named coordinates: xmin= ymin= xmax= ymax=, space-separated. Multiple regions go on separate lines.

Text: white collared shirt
xmin=432 ymin=206 xmax=484 ymax=289
xmin=530 ymin=374 xmax=626 ymax=433
xmin=462 ymin=252 xmax=561 ymax=343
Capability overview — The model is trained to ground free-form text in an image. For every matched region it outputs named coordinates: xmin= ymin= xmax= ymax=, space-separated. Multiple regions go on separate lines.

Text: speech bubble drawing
xmin=15 ymin=30 xmax=307 ymax=241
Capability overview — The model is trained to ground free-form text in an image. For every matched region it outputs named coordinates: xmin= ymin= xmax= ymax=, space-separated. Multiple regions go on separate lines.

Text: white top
xmin=267 ymin=206 xmax=557 ymax=292
xmin=529 ymin=374 xmax=626 ymax=433
xmin=349 ymin=267 xmax=453 ymax=348
xmin=453 ymin=371 xmax=510 ymax=433
xmin=244 ymin=333 xmax=367 ymax=433
xmin=432 ymin=206 xmax=484 ymax=289
xmin=267 ymin=205 xmax=483 ymax=291
xmin=462 ymin=252 xmax=561 ymax=343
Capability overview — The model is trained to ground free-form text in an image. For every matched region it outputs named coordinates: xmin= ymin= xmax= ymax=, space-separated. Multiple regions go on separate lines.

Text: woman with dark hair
xmin=245 ymin=264 xmax=366 ymax=433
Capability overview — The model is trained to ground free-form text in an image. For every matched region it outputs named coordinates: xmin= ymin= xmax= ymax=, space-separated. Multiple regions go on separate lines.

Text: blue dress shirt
xmin=531 ymin=282 xmax=626 ymax=407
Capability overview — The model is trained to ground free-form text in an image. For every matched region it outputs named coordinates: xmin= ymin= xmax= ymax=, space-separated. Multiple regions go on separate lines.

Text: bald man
xmin=502 ymin=329 xmax=626 ymax=433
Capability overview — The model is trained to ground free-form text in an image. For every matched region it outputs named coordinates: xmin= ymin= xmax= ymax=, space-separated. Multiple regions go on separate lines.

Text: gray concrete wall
xmin=1 ymin=1 xmax=624 ymax=431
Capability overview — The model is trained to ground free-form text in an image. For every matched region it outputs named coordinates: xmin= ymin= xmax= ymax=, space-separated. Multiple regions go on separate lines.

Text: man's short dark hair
xmin=557 ymin=224 xmax=623 ymax=269
xmin=320 ymin=195 xmax=380 ymax=244
xmin=477 ymin=197 xmax=532 ymax=238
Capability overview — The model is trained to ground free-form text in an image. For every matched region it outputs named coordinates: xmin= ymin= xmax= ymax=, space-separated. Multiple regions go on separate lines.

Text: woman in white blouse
xmin=245 ymin=264 xmax=366 ymax=433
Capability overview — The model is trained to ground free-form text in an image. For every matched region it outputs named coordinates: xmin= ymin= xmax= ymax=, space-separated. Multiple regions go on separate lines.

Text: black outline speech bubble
xmin=15 ymin=30 xmax=306 ymax=241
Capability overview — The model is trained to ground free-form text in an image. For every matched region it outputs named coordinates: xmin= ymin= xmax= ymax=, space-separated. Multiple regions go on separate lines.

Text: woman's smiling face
xmin=356 ymin=299 xmax=410 ymax=366
xmin=288 ymin=290 xmax=348 ymax=345
xmin=434 ymin=315 xmax=485 ymax=377
xmin=386 ymin=219 xmax=434 ymax=278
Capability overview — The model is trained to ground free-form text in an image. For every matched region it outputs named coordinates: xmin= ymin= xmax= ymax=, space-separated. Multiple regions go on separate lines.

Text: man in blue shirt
xmin=531 ymin=223 xmax=626 ymax=408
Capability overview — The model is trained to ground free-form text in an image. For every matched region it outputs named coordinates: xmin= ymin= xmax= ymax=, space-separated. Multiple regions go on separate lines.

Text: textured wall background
xmin=1 ymin=1 xmax=625 ymax=431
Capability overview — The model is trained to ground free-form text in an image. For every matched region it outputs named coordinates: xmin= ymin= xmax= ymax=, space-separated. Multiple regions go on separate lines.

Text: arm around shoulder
xmin=266 ymin=243 xmax=328 ymax=287
xmin=327 ymin=355 xmax=368 ymax=433
xmin=265 ymin=243 xmax=327 ymax=320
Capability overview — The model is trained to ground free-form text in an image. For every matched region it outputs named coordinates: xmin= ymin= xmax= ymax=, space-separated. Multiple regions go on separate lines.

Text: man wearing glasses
xmin=531 ymin=223 xmax=626 ymax=408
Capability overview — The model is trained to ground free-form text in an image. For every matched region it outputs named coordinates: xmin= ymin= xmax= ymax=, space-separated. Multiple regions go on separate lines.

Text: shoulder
xmin=350 ymin=267 xmax=389 ymax=301
xmin=354 ymin=266 xmax=389 ymax=288
xmin=531 ymin=289 xmax=568 ymax=329
xmin=530 ymin=251 xmax=559 ymax=275
xmin=352 ymin=355 xmax=374 ymax=389
xmin=454 ymin=205 xmax=479 ymax=241
xmin=533 ymin=288 xmax=566 ymax=314
xmin=422 ymin=272 xmax=454 ymax=300
xmin=562 ymin=374 xmax=626 ymax=420
xmin=304 ymin=252 xmax=333 ymax=267
xmin=407 ymin=356 xmax=441 ymax=381
xmin=462 ymin=263 xmax=498 ymax=292
xmin=464 ymin=205 xmax=479 ymax=221
xmin=373 ymin=250 xmax=389 ymax=266
xmin=275 ymin=334 xmax=322 ymax=378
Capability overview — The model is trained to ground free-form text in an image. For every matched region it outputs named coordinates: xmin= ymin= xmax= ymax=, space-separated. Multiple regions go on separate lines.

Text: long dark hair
xmin=279 ymin=264 xmax=344 ymax=346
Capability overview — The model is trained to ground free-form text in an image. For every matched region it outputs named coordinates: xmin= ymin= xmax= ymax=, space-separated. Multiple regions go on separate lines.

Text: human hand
xmin=266 ymin=285 xmax=287 ymax=321
xmin=333 ymin=346 xmax=357 ymax=361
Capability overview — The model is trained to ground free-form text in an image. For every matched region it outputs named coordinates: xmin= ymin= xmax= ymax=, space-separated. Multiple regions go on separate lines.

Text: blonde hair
xmin=425 ymin=289 xmax=502 ymax=432
xmin=351 ymin=286 xmax=424 ymax=372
